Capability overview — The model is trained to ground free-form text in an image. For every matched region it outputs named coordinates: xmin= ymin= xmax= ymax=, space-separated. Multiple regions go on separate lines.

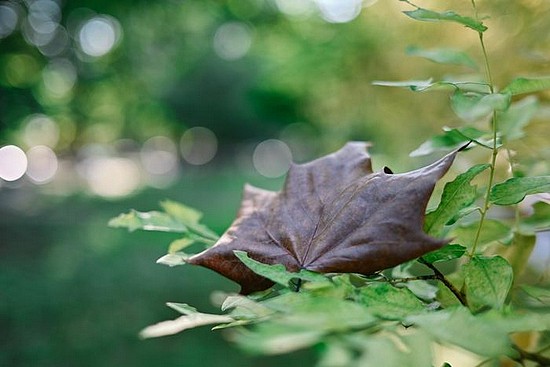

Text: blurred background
xmin=1 ymin=0 xmax=549 ymax=366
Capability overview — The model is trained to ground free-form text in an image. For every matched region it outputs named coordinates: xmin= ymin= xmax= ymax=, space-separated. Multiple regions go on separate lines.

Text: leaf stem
xmin=388 ymin=275 xmax=439 ymax=284
xmin=418 ymin=258 xmax=468 ymax=307
xmin=469 ymin=2 xmax=499 ymax=257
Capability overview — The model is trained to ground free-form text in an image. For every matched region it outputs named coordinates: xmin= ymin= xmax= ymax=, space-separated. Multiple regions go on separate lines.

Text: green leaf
xmin=451 ymin=90 xmax=511 ymax=122
xmin=479 ymin=308 xmax=550 ymax=332
xmin=422 ymin=244 xmax=467 ymax=263
xmin=498 ymin=96 xmax=539 ymax=141
xmin=160 ymin=200 xmax=203 ymax=224
xmin=234 ymin=251 xmax=329 ymax=288
xmin=451 ymin=219 xmax=513 ymax=251
xmin=521 ymin=285 xmax=550 ymax=305
xmin=463 ymin=256 xmax=513 ymax=311
xmin=410 ymin=126 xmax=488 ymax=157
xmin=168 ymin=237 xmax=195 ymax=254
xmin=235 ymin=294 xmax=376 ymax=355
xmin=502 ymin=76 xmax=550 ymax=95
xmin=108 ymin=209 xmax=187 ymax=232
xmin=490 ymin=176 xmax=550 ymax=205
xmin=406 ymin=46 xmax=477 ymax=69
xmin=407 ymin=307 xmax=513 ymax=357
xmin=358 ymin=283 xmax=425 ymax=320
xmin=403 ymin=8 xmax=487 ymax=32
xmin=160 ymin=200 xmax=219 ymax=241
xmin=350 ymin=330 xmax=433 ymax=367
xmin=425 ymin=164 xmax=490 ymax=237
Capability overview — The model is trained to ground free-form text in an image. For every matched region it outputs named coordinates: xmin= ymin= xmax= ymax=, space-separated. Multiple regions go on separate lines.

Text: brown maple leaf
xmin=188 ymin=142 xmax=460 ymax=294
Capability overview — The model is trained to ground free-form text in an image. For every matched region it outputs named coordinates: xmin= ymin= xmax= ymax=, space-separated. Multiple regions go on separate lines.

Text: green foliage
xmin=401 ymin=7 xmax=487 ymax=32
xmin=501 ymin=77 xmax=550 ymax=95
xmin=464 ymin=256 xmax=513 ymax=311
xmin=450 ymin=91 xmax=511 ymax=122
xmin=490 ymin=176 xmax=550 ymax=205
xmin=233 ymin=251 xmax=330 ymax=289
xmin=424 ymin=164 xmax=490 ymax=237
xmin=112 ymin=1 xmax=550 ymax=366
xmin=405 ymin=46 xmax=477 ymax=69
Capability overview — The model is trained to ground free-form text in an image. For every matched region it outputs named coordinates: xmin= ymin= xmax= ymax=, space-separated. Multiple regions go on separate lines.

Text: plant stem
xmin=418 ymin=258 xmax=468 ymax=307
xmin=388 ymin=275 xmax=439 ymax=284
xmin=469 ymin=2 xmax=499 ymax=257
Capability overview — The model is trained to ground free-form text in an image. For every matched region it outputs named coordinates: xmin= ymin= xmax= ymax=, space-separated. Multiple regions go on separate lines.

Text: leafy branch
xmin=111 ymin=1 xmax=550 ymax=366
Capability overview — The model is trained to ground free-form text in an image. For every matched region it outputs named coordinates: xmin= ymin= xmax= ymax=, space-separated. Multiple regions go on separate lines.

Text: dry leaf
xmin=188 ymin=142 xmax=459 ymax=294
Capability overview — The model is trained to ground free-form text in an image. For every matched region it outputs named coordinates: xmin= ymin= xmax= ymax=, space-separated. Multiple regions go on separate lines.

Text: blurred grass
xmin=0 ymin=167 xmax=315 ymax=366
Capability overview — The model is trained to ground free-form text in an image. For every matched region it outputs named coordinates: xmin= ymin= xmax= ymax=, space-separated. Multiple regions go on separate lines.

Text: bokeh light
xmin=275 ymin=0 xmax=315 ymax=18
xmin=180 ymin=127 xmax=218 ymax=165
xmin=213 ymin=22 xmax=252 ymax=61
xmin=0 ymin=145 xmax=28 ymax=182
xmin=26 ymin=145 xmax=58 ymax=184
xmin=252 ymin=139 xmax=292 ymax=178
xmin=78 ymin=15 xmax=121 ymax=57
xmin=141 ymin=136 xmax=179 ymax=175
xmin=0 ymin=2 xmax=20 ymax=39
xmin=41 ymin=58 xmax=77 ymax=99
xmin=81 ymin=156 xmax=141 ymax=198
xmin=315 ymin=0 xmax=364 ymax=23
xmin=23 ymin=114 xmax=60 ymax=148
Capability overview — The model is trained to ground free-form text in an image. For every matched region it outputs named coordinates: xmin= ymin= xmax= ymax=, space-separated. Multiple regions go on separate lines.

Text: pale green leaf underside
xmin=498 ymin=96 xmax=539 ymax=141
xmin=156 ymin=252 xmax=189 ymax=267
xmin=451 ymin=91 xmax=511 ymax=122
xmin=490 ymin=176 xmax=550 ymax=205
xmin=403 ymin=8 xmax=487 ymax=32
xmin=140 ymin=312 xmax=234 ymax=339
xmin=406 ymin=46 xmax=477 ymax=69
xmin=407 ymin=307 xmax=513 ymax=357
xmin=108 ymin=210 xmax=187 ymax=232
xmin=372 ymin=79 xmax=437 ymax=91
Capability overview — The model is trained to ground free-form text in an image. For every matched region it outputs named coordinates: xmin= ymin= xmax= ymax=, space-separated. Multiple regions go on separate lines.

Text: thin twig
xmin=388 ymin=275 xmax=438 ymax=284
xmin=418 ymin=258 xmax=468 ymax=307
